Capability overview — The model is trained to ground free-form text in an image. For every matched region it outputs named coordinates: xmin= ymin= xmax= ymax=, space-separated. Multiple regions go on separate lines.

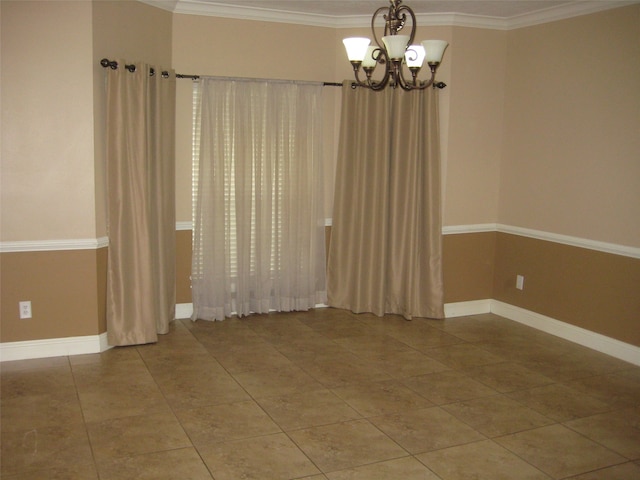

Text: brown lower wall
xmin=493 ymin=232 xmax=640 ymax=347
xmin=5 ymin=229 xmax=638 ymax=350
xmin=176 ymin=229 xmax=193 ymax=304
xmin=443 ymin=231 xmax=496 ymax=303
xmin=0 ymin=247 xmax=107 ymax=343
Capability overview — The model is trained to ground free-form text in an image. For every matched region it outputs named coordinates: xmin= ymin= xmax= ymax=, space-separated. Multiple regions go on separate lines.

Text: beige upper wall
xmin=444 ymin=26 xmax=506 ymax=227
xmin=500 ymin=4 xmax=640 ymax=247
xmin=1 ymin=1 xmax=96 ymax=241
xmin=0 ymin=0 xmax=173 ymax=242
xmin=3 ymin=1 xmax=637 ymax=249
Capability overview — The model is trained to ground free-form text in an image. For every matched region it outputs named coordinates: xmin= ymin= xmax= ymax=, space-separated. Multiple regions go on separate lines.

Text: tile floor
xmin=2 ymin=309 xmax=640 ymax=479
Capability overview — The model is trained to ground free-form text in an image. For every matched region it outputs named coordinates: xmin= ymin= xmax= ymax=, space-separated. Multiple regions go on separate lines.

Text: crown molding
xmin=158 ymin=0 xmax=638 ymax=30
xmin=505 ymin=1 xmax=637 ymax=29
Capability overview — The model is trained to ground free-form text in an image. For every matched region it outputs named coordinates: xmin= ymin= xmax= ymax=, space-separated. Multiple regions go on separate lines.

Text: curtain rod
xmin=100 ymin=59 xmax=342 ymax=87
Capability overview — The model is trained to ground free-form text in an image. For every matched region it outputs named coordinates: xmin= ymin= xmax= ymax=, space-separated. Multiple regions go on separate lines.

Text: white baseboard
xmin=490 ymin=300 xmax=640 ymax=367
xmin=445 ymin=299 xmax=640 ymax=367
xmin=176 ymin=303 xmax=194 ymax=319
xmin=444 ymin=299 xmax=491 ymax=318
xmin=0 ymin=332 xmax=111 ymax=362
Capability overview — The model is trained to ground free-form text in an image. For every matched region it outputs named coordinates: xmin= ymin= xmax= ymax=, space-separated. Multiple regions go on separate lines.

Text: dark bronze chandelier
xmin=343 ymin=0 xmax=448 ymax=90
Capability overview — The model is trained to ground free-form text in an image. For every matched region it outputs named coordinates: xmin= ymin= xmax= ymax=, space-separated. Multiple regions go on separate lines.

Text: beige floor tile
xmin=77 ymin=378 xmax=172 ymax=423
xmin=356 ymin=349 xmax=450 ymax=379
xmin=257 ymin=388 xmax=362 ymax=431
xmin=276 ymin=339 xmax=353 ymax=364
xmin=333 ymin=333 xmax=416 ymax=357
xmin=331 ymin=379 xmax=433 ymax=417
xmin=3 ymin=311 xmax=640 ymax=480
xmin=417 ymin=439 xmax=551 ymax=479
xmin=213 ymin=344 xmax=293 ymax=374
xmin=422 ymin=343 xmax=504 ymax=369
xmin=142 ymin=351 xmax=227 ymax=376
xmin=297 ymin=353 xmax=392 ymax=388
xmin=301 ymin=316 xmax=373 ymax=340
xmin=176 ymin=400 xmax=281 ymax=446
xmin=442 ymin=394 xmax=554 ymax=437
xmin=68 ymin=344 xmax=140 ymax=366
xmin=495 ymin=424 xmax=626 ymax=479
xmin=1 ymin=386 xmax=84 ymax=432
xmin=1 ymin=423 xmax=94 ymax=476
xmin=0 ymin=462 xmax=99 ymax=480
xmin=97 ymin=447 xmax=213 ymax=480
xmin=567 ymin=373 xmax=640 ymax=408
xmin=506 ymin=383 xmax=611 ymax=422
xmin=566 ymin=462 xmax=640 ymax=479
xmin=72 ymin=362 xmax=157 ymax=390
xmin=369 ymin=407 xmax=485 ymax=454
xmin=565 ymin=407 xmax=640 ymax=460
xmin=0 ymin=356 xmax=70 ymax=373
xmin=154 ymin=368 xmax=251 ymax=409
xmin=198 ymin=432 xmax=320 ymax=480
xmin=288 ymin=419 xmax=408 ymax=472
xmin=1 ymin=365 xmax=75 ymax=399
xmin=232 ymin=363 xmax=324 ymax=399
xmin=385 ymin=324 xmax=465 ymax=350
xmin=462 ymin=361 xmax=554 ymax=393
xmin=326 ymin=456 xmax=441 ymax=479
xmin=402 ymin=370 xmax=498 ymax=405
xmin=86 ymin=412 xmax=192 ymax=462
xmin=516 ymin=350 xmax=636 ymax=383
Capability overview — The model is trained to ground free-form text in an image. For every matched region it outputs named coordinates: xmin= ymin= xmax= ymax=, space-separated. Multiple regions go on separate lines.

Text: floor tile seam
xmin=93 ymin=445 xmax=210 ymax=473
xmin=325 ymin=392 xmax=429 ymax=420
xmin=173 ymin=397 xmax=286 ymax=449
xmin=103 ymin=347 xmax=211 ymax=461
xmin=314 ymin=452 xmax=416 ymax=476
xmin=430 ymin=395 xmax=560 ymax=441
xmin=559 ymin=417 xmax=639 ymax=461
xmin=420 ymin=437 xmax=556 ymax=480
xmin=490 ymin=431 xmax=572 ymax=479
xmin=492 ymin=424 xmax=630 ymax=478
xmin=282 ymin=418 xmax=413 ymax=475
xmin=554 ymin=462 xmax=640 ymax=480
xmin=505 ymin=387 xmax=624 ymax=424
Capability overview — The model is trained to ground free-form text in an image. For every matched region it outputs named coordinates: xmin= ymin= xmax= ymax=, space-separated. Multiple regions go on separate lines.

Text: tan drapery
xmin=327 ymin=83 xmax=444 ymax=319
xmin=105 ymin=61 xmax=176 ymax=346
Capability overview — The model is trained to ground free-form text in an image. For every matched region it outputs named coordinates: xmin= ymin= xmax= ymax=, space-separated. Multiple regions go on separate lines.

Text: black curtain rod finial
xmin=100 ymin=58 xmax=118 ymax=70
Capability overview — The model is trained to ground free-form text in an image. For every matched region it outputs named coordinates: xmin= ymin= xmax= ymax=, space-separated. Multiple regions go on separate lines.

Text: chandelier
xmin=343 ymin=0 xmax=448 ymax=91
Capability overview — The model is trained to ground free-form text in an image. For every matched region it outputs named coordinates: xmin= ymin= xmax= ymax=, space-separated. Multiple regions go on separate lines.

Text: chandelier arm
xmin=372 ymin=47 xmax=393 ymax=90
xmin=397 ymin=64 xmax=415 ymax=91
xmin=395 ymin=4 xmax=417 ymax=45
xmin=371 ymin=5 xmax=390 ymax=49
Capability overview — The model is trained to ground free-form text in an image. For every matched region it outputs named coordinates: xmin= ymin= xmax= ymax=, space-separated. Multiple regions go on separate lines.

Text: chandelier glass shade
xmin=343 ymin=0 xmax=448 ymax=90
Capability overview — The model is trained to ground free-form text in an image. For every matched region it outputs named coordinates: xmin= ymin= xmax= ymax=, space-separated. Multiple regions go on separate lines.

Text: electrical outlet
xmin=516 ymin=275 xmax=525 ymax=291
xmin=19 ymin=301 xmax=32 ymax=319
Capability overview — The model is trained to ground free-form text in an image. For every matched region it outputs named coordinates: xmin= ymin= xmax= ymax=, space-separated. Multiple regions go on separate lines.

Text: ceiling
xmin=147 ymin=0 xmax=636 ymax=28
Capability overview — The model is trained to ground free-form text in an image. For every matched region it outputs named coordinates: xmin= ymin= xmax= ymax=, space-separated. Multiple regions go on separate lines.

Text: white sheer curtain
xmin=191 ymin=78 xmax=327 ymax=321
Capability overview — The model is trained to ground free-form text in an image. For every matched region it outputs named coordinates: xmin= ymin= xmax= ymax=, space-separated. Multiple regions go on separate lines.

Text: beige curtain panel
xmin=105 ymin=61 xmax=176 ymax=346
xmin=327 ymin=83 xmax=444 ymax=319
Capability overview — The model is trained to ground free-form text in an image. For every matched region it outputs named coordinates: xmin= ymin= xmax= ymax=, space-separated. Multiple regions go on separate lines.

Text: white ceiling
xmin=146 ymin=0 xmax=637 ymax=28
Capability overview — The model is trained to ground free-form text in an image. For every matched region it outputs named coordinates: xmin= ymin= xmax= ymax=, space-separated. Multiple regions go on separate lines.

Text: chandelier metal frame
xmin=345 ymin=0 xmax=447 ymax=91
